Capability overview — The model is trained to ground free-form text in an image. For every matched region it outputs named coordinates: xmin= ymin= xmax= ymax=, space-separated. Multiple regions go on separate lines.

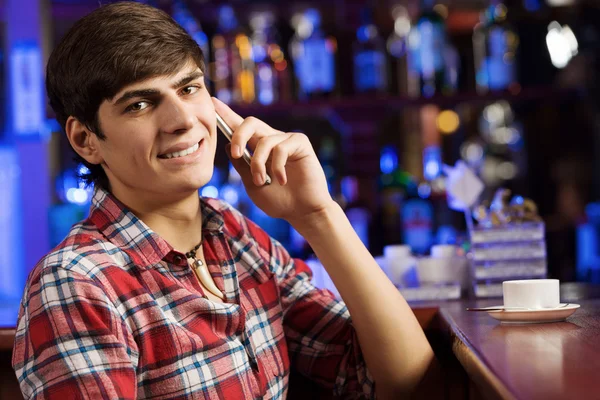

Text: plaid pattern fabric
xmin=12 ymin=188 xmax=374 ymax=399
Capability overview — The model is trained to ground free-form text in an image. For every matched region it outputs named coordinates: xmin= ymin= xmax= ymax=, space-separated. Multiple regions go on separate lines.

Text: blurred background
xmin=2 ymin=0 xmax=600 ymax=305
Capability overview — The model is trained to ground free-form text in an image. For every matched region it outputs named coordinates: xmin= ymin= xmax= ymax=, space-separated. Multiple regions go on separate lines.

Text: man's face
xmin=95 ymin=62 xmax=217 ymax=200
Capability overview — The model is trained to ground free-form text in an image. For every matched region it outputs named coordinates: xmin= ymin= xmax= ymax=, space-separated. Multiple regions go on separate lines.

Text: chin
xmin=180 ymin=169 xmax=214 ymax=192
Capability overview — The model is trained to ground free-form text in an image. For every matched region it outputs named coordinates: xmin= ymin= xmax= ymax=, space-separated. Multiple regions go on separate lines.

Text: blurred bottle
xmin=249 ymin=11 xmax=292 ymax=105
xmin=444 ymin=43 xmax=460 ymax=94
xmin=407 ymin=0 xmax=450 ymax=97
xmin=318 ymin=135 xmax=338 ymax=195
xmin=401 ymin=178 xmax=434 ymax=255
xmin=172 ymin=0 xmax=210 ymax=89
xmin=387 ymin=5 xmax=420 ymax=97
xmin=341 ymin=176 xmax=371 ymax=249
xmin=289 ymin=8 xmax=338 ymax=100
xmin=353 ymin=6 xmax=388 ymax=94
xmin=379 ymin=145 xmax=410 ymax=245
xmin=473 ymin=0 xmax=519 ymax=93
xmin=212 ymin=5 xmax=255 ymax=104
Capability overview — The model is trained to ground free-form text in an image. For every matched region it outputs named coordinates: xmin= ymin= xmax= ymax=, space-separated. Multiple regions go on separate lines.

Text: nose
xmin=158 ymin=95 xmax=196 ymax=135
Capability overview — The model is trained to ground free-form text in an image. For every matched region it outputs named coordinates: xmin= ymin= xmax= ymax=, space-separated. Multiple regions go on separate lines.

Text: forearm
xmin=290 ymin=202 xmax=435 ymax=395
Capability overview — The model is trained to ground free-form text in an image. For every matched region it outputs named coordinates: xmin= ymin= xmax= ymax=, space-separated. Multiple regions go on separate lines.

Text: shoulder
xmin=27 ymin=219 xmax=126 ymax=291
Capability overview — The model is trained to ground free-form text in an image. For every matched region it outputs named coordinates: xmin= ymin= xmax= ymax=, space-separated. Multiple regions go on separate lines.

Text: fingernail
xmin=253 ymin=172 xmax=264 ymax=186
xmin=232 ymin=144 xmax=242 ymax=158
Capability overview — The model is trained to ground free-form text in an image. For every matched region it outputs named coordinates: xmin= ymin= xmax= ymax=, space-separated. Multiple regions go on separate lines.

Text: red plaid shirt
xmin=12 ymin=188 xmax=374 ymax=399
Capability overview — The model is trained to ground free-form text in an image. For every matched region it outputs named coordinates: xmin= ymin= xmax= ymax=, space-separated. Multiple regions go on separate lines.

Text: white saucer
xmin=487 ymin=303 xmax=580 ymax=324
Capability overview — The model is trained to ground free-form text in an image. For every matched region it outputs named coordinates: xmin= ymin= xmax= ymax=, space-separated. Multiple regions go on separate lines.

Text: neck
xmin=109 ymin=185 xmax=204 ymax=253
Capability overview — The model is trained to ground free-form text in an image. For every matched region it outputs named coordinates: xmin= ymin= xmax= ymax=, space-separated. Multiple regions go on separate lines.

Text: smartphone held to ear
xmin=216 ymin=113 xmax=272 ymax=186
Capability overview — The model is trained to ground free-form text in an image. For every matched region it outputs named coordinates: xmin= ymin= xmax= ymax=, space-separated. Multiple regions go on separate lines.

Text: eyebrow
xmin=113 ymin=71 xmax=204 ymax=106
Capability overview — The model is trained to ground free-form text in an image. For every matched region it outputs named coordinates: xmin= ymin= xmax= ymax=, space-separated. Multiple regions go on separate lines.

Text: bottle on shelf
xmin=249 ymin=11 xmax=292 ymax=105
xmin=473 ymin=0 xmax=519 ymax=93
xmin=317 ymin=135 xmax=339 ymax=195
xmin=212 ymin=5 xmax=255 ymax=104
xmin=341 ymin=176 xmax=371 ymax=249
xmin=401 ymin=181 xmax=434 ymax=255
xmin=379 ymin=145 xmax=409 ymax=245
xmin=289 ymin=8 xmax=338 ymax=101
xmin=387 ymin=5 xmax=420 ymax=97
xmin=407 ymin=0 xmax=451 ymax=97
xmin=353 ymin=6 xmax=388 ymax=94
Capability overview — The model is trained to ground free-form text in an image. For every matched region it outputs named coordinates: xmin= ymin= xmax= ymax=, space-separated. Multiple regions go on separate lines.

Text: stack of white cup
xmin=416 ymin=245 xmax=468 ymax=287
xmin=383 ymin=245 xmax=417 ymax=288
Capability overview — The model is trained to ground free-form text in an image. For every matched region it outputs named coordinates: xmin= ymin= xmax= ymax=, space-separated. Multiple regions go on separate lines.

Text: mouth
xmin=158 ymin=140 xmax=202 ymax=159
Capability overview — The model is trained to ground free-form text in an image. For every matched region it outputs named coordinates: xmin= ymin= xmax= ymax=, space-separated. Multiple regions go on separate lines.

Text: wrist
xmin=288 ymin=200 xmax=344 ymax=239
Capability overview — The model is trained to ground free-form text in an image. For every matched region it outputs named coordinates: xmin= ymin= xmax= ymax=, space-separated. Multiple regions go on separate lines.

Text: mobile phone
xmin=216 ymin=112 xmax=272 ymax=185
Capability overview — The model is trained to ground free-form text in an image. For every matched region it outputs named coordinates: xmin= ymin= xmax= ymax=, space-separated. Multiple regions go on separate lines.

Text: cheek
xmin=102 ymin=130 xmax=152 ymax=166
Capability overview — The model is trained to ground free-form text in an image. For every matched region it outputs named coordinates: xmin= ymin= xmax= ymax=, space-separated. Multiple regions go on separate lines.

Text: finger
xmin=212 ymin=96 xmax=285 ymax=158
xmin=251 ymin=134 xmax=290 ymax=185
xmin=212 ymin=97 xmax=244 ymax=129
xmin=232 ymin=116 xmax=278 ymax=159
xmin=269 ymin=134 xmax=311 ymax=185
xmin=270 ymin=144 xmax=289 ymax=186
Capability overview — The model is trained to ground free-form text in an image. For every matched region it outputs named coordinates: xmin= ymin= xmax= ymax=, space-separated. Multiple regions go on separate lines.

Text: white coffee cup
xmin=502 ymin=279 xmax=560 ymax=309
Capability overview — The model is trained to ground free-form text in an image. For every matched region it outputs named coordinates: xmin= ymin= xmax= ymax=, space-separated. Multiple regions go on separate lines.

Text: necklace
xmin=185 ymin=241 xmax=224 ymax=300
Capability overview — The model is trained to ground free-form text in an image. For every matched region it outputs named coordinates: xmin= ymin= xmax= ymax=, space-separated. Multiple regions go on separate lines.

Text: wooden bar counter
xmin=1 ymin=287 xmax=599 ymax=399
xmin=423 ymin=298 xmax=600 ymax=400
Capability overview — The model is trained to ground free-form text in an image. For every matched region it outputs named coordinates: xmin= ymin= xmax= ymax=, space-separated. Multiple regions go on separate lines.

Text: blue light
xmin=56 ymin=167 xmax=93 ymax=205
xmin=201 ymin=185 xmax=219 ymax=198
xmin=0 ymin=147 xmax=23 ymax=299
xmin=418 ymin=183 xmax=431 ymax=199
xmin=66 ymin=188 xmax=89 ymax=205
xmin=218 ymin=5 xmax=238 ymax=32
xmin=511 ymin=195 xmax=524 ymax=206
xmin=425 ymin=161 xmax=440 ymax=179
xmin=380 ymin=146 xmax=398 ymax=174
xmin=253 ymin=45 xmax=267 ymax=62
xmin=524 ymin=0 xmax=541 ymax=12
xmin=357 ymin=26 xmax=369 ymax=42
xmin=77 ymin=164 xmax=90 ymax=178
xmin=220 ymin=185 xmax=239 ymax=207
xmin=10 ymin=43 xmax=43 ymax=136
xmin=258 ymin=90 xmax=274 ymax=105
xmin=423 ymin=146 xmax=442 ymax=181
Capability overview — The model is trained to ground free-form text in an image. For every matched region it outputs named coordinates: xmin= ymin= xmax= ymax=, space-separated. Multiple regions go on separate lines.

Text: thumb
xmin=225 ymin=144 xmax=255 ymax=187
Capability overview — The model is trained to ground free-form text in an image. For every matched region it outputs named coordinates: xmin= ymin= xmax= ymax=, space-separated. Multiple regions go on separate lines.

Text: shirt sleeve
xmin=12 ymin=264 xmax=138 ymax=399
xmin=267 ymin=237 xmax=376 ymax=399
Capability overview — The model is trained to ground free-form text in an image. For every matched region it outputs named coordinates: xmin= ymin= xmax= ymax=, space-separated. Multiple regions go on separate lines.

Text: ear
xmin=65 ymin=116 xmax=104 ymax=165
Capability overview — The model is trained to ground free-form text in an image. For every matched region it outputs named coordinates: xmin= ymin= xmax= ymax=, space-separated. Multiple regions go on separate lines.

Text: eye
xmin=126 ymin=101 xmax=150 ymax=113
xmin=181 ymin=85 xmax=201 ymax=96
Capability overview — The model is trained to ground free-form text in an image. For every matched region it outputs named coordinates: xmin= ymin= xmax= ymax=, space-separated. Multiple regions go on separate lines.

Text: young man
xmin=12 ymin=2 xmax=435 ymax=399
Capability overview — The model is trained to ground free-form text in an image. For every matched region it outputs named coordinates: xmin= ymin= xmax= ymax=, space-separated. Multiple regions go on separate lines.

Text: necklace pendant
xmin=190 ymin=258 xmax=224 ymax=300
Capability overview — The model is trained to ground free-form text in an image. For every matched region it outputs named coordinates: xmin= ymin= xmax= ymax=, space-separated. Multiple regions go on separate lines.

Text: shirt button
xmin=174 ymin=255 xmax=184 ymax=264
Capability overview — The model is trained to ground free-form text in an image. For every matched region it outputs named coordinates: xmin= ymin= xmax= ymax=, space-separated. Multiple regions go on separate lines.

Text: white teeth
xmin=163 ymin=142 xmax=199 ymax=159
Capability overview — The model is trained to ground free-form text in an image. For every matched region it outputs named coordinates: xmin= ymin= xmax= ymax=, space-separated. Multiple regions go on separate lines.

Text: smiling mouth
xmin=158 ymin=141 xmax=202 ymax=159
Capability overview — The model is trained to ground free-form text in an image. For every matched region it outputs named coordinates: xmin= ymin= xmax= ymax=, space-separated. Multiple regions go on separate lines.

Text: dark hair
xmin=46 ymin=1 xmax=205 ymax=189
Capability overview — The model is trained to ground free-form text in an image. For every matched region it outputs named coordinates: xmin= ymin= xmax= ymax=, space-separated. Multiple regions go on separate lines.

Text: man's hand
xmin=213 ymin=99 xmax=437 ymax=396
xmin=212 ymin=97 xmax=335 ymax=225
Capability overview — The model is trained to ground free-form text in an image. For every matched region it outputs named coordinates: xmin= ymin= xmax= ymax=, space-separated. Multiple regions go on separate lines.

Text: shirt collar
xmin=89 ymin=186 xmax=225 ymax=268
